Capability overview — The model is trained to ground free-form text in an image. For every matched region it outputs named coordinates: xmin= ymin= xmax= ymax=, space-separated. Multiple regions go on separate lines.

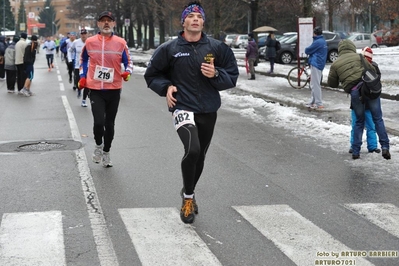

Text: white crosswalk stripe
xmin=118 ymin=207 xmax=222 ymax=266
xmin=344 ymin=203 xmax=399 ymax=238
xmin=233 ymin=204 xmax=375 ymax=266
xmin=0 ymin=211 xmax=66 ymax=266
xmin=1 ymin=204 xmax=398 ymax=265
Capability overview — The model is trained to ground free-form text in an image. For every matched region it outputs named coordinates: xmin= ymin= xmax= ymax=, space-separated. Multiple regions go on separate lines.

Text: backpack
xmin=359 ymin=54 xmax=381 ymax=100
xmin=275 ymin=40 xmax=281 ymax=51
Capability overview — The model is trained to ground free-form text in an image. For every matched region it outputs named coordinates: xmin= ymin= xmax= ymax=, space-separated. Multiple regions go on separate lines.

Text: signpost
xmin=296 ymin=17 xmax=315 ymax=88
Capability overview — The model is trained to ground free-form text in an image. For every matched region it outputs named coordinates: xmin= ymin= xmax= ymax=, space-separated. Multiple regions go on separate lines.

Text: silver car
xmin=231 ymin=34 xmax=249 ymax=49
xmin=224 ymin=34 xmax=237 ymax=47
xmin=347 ymin=33 xmax=378 ymax=49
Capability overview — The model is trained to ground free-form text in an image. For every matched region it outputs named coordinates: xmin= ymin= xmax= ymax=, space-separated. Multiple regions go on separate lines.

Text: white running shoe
xmin=102 ymin=152 xmax=113 ymax=168
xmin=81 ymin=100 xmax=88 ymax=107
xmin=20 ymin=88 xmax=31 ymax=97
xmin=92 ymin=144 xmax=103 ymax=163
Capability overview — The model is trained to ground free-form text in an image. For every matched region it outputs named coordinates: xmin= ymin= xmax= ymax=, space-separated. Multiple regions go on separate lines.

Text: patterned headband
xmin=181 ymin=4 xmax=206 ymax=24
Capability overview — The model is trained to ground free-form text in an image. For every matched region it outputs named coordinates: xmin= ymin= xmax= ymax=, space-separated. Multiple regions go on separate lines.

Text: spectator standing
xmin=20 ymin=35 xmax=39 ymax=96
xmin=305 ymin=26 xmax=327 ymax=109
xmin=246 ymin=33 xmax=258 ymax=80
xmin=4 ymin=36 xmax=19 ymax=93
xmin=69 ymin=28 xmax=89 ymax=105
xmin=15 ymin=32 xmax=28 ymax=93
xmin=144 ymin=1 xmax=239 ymax=224
xmin=265 ymin=32 xmax=277 ymax=74
xmin=327 ymin=40 xmax=390 ymax=160
xmin=79 ymin=11 xmax=133 ymax=167
xmin=0 ymin=35 xmax=8 ymax=80
xmin=42 ymin=36 xmax=56 ymax=71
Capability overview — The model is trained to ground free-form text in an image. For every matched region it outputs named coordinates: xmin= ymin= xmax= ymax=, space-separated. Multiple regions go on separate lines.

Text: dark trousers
xmin=0 ymin=63 xmax=5 ymax=78
xmin=73 ymin=68 xmax=79 ymax=89
xmin=5 ymin=69 xmax=17 ymax=90
xmin=89 ymin=89 xmax=121 ymax=152
xmin=16 ymin=64 xmax=26 ymax=91
xmin=177 ymin=112 xmax=217 ymax=195
xmin=46 ymin=54 xmax=54 ymax=68
xmin=67 ymin=61 xmax=73 ymax=80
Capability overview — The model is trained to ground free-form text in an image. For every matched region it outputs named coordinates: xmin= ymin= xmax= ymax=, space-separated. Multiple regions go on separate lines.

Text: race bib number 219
xmin=173 ymin=110 xmax=195 ymax=130
xmin=94 ymin=65 xmax=114 ymax=83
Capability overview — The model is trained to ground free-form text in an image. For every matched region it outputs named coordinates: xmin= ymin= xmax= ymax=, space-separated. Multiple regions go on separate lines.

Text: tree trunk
xmin=303 ymin=0 xmax=312 ymax=17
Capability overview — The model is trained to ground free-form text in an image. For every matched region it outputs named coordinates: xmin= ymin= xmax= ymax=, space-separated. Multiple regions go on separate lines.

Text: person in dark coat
xmin=246 ymin=33 xmax=258 ymax=80
xmin=265 ymin=32 xmax=277 ymax=74
xmin=144 ymin=1 xmax=238 ymax=224
xmin=4 ymin=36 xmax=19 ymax=92
xmin=0 ymin=35 xmax=8 ymax=79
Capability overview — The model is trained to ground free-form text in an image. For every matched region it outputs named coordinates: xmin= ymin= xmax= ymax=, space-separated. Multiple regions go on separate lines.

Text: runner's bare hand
xmin=166 ymin=85 xmax=177 ymax=108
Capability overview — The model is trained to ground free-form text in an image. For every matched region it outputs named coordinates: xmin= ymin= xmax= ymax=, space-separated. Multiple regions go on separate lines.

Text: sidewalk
xmin=131 ymin=49 xmax=399 ymax=136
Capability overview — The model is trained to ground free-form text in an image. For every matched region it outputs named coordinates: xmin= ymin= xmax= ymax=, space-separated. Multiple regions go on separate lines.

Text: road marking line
xmin=345 ymin=203 xmax=399 ymax=238
xmin=62 ymin=96 xmax=118 ymax=266
xmin=0 ymin=211 xmax=66 ymax=265
xmin=119 ymin=208 xmax=222 ymax=266
xmin=233 ymin=205 xmax=374 ymax=266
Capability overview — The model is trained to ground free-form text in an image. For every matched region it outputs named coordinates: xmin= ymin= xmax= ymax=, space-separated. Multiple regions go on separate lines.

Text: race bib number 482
xmin=173 ymin=110 xmax=195 ymax=130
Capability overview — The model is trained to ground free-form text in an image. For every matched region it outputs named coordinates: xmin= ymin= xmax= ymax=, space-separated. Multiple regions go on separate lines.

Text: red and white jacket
xmin=80 ymin=33 xmax=133 ymax=90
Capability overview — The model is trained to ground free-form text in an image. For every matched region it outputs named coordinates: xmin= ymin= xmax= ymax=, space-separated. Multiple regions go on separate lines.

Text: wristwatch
xmin=214 ymin=69 xmax=219 ymax=78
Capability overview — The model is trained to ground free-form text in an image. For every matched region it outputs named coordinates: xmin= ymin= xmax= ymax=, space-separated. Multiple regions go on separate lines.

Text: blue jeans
xmin=350 ymin=85 xmax=389 ymax=155
xmin=350 ymin=109 xmax=378 ymax=151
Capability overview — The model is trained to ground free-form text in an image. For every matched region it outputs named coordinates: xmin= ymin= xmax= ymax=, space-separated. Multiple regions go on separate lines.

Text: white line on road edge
xmin=0 ymin=211 xmax=66 ymax=265
xmin=62 ymin=95 xmax=119 ymax=266
xmin=119 ymin=208 xmax=222 ymax=266
xmin=233 ymin=205 xmax=374 ymax=266
xmin=345 ymin=203 xmax=399 ymax=238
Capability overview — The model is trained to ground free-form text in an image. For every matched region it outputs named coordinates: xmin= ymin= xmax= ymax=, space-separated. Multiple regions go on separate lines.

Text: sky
xmin=131 ymin=45 xmax=399 ymax=179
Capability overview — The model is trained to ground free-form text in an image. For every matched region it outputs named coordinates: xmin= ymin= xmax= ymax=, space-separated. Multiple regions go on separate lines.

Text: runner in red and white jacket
xmin=78 ymin=10 xmax=133 ymax=168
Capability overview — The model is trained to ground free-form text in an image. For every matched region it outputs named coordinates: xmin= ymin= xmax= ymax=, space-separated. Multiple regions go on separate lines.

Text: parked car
xmin=257 ymin=36 xmax=267 ymax=48
xmin=258 ymin=46 xmax=267 ymax=60
xmin=347 ymin=32 xmax=378 ymax=49
xmin=373 ymin=30 xmax=386 ymax=45
xmin=272 ymin=31 xmax=341 ymax=64
xmin=334 ymin=31 xmax=350 ymax=39
xmin=381 ymin=29 xmax=399 ymax=47
xmin=231 ymin=34 xmax=248 ymax=48
xmin=224 ymin=34 xmax=237 ymax=47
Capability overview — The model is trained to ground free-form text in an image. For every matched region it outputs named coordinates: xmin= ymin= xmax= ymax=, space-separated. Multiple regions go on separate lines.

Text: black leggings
xmin=89 ymin=89 xmax=121 ymax=152
xmin=177 ymin=112 xmax=217 ymax=195
xmin=46 ymin=54 xmax=54 ymax=68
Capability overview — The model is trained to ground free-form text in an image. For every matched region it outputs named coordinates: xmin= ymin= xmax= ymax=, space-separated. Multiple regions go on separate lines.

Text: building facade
xmin=10 ymin=0 xmax=92 ymax=36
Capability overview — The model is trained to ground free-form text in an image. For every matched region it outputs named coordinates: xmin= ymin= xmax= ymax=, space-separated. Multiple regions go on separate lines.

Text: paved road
xmin=0 ymin=50 xmax=398 ymax=266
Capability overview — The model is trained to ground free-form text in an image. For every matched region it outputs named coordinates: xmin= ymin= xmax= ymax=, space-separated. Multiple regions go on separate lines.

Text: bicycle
xmin=287 ymin=60 xmax=311 ymax=89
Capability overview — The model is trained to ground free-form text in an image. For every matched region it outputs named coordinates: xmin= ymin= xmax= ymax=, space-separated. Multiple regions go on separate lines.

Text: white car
xmin=347 ymin=33 xmax=378 ymax=49
xmin=231 ymin=34 xmax=249 ymax=49
xmin=224 ymin=34 xmax=237 ymax=47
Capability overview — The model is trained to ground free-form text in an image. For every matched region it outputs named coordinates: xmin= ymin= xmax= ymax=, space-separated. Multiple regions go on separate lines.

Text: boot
xmin=248 ymin=74 xmax=255 ymax=80
xmin=268 ymin=65 xmax=274 ymax=74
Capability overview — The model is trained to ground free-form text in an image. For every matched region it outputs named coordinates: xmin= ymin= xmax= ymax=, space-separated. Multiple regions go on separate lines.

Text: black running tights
xmin=177 ymin=112 xmax=217 ymax=195
xmin=90 ymin=89 xmax=121 ymax=152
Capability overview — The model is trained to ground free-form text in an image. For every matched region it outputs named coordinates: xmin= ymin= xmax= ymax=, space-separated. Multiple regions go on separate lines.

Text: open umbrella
xmin=253 ymin=26 xmax=278 ymax=32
